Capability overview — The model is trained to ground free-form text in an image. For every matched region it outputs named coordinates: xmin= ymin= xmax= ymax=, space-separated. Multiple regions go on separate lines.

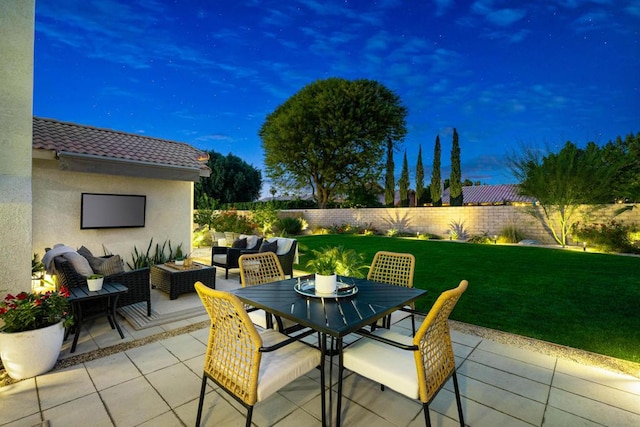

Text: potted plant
xmin=306 ymin=246 xmax=368 ymax=294
xmin=0 ymin=287 xmax=74 ymax=379
xmin=174 ymin=244 xmax=185 ymax=266
xmin=86 ymin=274 xmax=104 ymax=291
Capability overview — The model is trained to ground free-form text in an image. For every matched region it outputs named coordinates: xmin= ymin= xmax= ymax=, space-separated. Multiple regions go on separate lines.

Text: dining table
xmin=230 ymin=274 xmax=427 ymax=426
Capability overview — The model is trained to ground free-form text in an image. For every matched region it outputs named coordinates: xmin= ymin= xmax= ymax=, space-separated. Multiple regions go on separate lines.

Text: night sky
xmin=34 ymin=1 xmax=640 ymax=193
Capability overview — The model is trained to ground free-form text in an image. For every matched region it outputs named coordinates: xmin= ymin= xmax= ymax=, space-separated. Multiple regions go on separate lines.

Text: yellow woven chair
xmin=194 ymin=282 xmax=324 ymax=427
xmin=238 ymin=252 xmax=298 ymax=332
xmin=367 ymin=251 xmax=416 ymax=333
xmin=341 ymin=280 xmax=468 ymax=427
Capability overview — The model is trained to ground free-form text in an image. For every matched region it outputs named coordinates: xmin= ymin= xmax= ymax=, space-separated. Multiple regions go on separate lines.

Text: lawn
xmin=295 ymin=234 xmax=640 ymax=363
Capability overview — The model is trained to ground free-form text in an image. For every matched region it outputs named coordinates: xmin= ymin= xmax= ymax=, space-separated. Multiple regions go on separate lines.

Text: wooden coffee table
xmin=150 ymin=262 xmax=216 ymax=300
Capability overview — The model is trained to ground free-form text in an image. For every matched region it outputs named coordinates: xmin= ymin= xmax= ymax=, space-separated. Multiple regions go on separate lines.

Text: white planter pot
xmin=175 ymin=259 xmax=184 ymax=266
xmin=0 ymin=321 xmax=64 ymax=380
xmin=315 ymin=273 xmax=337 ymax=294
xmin=87 ymin=277 xmax=104 ymax=291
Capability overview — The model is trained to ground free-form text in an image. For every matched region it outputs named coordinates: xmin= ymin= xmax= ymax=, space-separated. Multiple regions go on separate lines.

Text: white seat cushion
xmin=343 ymin=329 xmax=419 ymax=399
xmin=256 ymin=329 xmax=321 ymax=402
xmin=248 ymin=310 xmax=298 ymax=331
xmin=212 ymin=254 xmax=227 ymax=264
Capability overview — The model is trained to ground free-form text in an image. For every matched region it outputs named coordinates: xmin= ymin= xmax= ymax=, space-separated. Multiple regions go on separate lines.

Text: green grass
xmin=295 ymin=234 xmax=640 ymax=363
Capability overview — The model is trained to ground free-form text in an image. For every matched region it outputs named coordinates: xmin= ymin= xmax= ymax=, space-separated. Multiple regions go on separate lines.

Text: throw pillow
xmin=259 ymin=240 xmax=278 ymax=254
xmin=93 ymin=255 xmax=125 ymax=276
xmin=232 ymin=238 xmax=247 ymax=249
xmin=247 ymin=237 xmax=263 ymax=251
xmin=77 ymin=245 xmax=94 ymax=259
xmin=62 ymin=252 xmax=94 ymax=277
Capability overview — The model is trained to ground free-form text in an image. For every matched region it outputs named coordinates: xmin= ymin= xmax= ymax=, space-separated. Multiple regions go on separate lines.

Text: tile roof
xmin=442 ymin=184 xmax=534 ymax=205
xmin=32 ymin=116 xmax=210 ymax=172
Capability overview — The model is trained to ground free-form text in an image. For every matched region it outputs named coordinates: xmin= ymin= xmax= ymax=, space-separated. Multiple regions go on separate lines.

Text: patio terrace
xmin=1 ymin=268 xmax=639 ymax=426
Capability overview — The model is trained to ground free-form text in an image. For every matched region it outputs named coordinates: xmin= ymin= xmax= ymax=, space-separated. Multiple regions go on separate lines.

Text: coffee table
xmin=150 ymin=262 xmax=216 ymax=300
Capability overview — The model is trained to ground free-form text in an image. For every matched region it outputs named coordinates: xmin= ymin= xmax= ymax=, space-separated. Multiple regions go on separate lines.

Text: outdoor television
xmin=81 ymin=193 xmax=146 ymax=229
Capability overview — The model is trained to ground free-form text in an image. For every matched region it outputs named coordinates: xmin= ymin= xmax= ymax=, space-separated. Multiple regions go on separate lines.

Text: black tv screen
xmin=81 ymin=193 xmax=146 ymax=229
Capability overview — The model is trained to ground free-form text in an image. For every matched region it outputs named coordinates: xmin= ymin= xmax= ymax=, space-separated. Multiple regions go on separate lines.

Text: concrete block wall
xmin=283 ymin=204 xmax=640 ymax=244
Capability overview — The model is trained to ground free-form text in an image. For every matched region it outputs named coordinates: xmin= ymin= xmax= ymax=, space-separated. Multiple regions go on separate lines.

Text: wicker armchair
xmin=368 ymin=251 xmax=416 ymax=332
xmin=341 ymin=280 xmax=468 ymax=427
xmin=52 ymin=255 xmax=151 ymax=316
xmin=194 ymin=282 xmax=324 ymax=427
xmin=238 ymin=252 xmax=300 ymax=332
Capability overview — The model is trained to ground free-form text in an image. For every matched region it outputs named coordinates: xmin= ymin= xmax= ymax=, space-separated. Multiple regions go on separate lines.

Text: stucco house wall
xmin=32 ymin=158 xmax=193 ymax=268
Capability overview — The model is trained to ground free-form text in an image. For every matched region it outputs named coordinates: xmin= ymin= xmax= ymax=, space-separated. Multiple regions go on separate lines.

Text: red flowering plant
xmin=0 ymin=287 xmax=73 ymax=333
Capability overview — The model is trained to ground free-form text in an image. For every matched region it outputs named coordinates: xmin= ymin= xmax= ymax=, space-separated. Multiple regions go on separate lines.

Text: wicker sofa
xmin=211 ymin=236 xmax=298 ymax=280
xmin=51 ymin=254 xmax=151 ymax=316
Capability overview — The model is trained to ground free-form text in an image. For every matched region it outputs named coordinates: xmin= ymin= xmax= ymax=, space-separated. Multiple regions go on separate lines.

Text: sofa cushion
xmin=92 ymin=255 xmax=125 ymax=276
xmin=213 ymin=254 xmax=228 ymax=265
xmin=231 ymin=238 xmax=247 ymax=249
xmin=62 ymin=252 xmax=94 ymax=277
xmin=240 ymin=234 xmax=261 ymax=250
xmin=259 ymin=240 xmax=278 ymax=254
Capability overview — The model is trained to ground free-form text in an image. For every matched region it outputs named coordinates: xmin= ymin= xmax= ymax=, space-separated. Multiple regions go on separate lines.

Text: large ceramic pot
xmin=0 ymin=321 xmax=64 ymax=380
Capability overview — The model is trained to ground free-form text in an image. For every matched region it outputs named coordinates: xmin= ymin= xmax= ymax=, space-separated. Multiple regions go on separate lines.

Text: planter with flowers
xmin=0 ymin=287 xmax=73 ymax=380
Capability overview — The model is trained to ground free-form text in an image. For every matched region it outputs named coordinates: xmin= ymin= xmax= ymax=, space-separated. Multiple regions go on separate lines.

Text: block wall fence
xmin=276 ymin=204 xmax=640 ymax=244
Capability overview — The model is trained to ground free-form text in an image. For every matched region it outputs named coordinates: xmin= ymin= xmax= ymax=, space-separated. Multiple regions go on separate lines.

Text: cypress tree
xmin=430 ymin=135 xmax=442 ymax=206
xmin=384 ymin=138 xmax=395 ymax=207
xmin=450 ymin=128 xmax=463 ymax=206
xmin=399 ymin=150 xmax=410 ymax=207
xmin=415 ymin=144 xmax=424 ymax=206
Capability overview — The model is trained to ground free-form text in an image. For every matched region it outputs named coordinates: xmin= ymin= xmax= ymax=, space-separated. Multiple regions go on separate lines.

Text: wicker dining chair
xmin=341 ymin=280 xmax=468 ymax=427
xmin=194 ymin=282 xmax=324 ymax=427
xmin=238 ymin=252 xmax=296 ymax=332
xmin=367 ymin=251 xmax=416 ymax=333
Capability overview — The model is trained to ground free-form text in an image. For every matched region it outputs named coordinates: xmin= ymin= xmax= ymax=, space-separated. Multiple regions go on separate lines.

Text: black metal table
xmin=231 ymin=276 xmax=426 ymax=426
xmin=66 ymin=282 xmax=128 ymax=353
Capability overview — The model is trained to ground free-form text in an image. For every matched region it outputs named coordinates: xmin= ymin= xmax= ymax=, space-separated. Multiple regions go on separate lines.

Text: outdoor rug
xmin=118 ymin=290 xmax=206 ymax=330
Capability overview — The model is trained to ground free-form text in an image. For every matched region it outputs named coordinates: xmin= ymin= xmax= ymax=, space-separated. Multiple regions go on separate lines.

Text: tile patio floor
xmin=1 ymin=269 xmax=639 ymax=427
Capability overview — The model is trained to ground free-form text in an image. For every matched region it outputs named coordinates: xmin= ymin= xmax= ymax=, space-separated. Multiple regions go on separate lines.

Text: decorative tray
xmin=163 ymin=262 xmax=202 ymax=271
xmin=294 ymin=280 xmax=358 ymax=298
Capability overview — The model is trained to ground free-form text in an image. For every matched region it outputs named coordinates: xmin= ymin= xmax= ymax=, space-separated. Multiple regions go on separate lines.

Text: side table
xmin=150 ymin=263 xmax=216 ymax=300
xmin=66 ymin=282 xmax=128 ymax=353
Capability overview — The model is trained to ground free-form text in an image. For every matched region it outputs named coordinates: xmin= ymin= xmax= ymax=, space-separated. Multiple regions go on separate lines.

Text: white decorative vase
xmin=87 ymin=277 xmax=104 ymax=291
xmin=0 ymin=321 xmax=64 ymax=380
xmin=315 ymin=273 xmax=337 ymax=294
xmin=175 ymin=259 xmax=184 ymax=266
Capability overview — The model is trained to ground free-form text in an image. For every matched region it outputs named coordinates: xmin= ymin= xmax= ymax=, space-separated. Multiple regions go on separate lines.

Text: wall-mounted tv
xmin=81 ymin=193 xmax=146 ymax=229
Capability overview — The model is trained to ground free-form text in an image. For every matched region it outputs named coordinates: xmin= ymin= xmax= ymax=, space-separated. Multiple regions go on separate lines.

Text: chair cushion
xmin=231 ymin=238 xmax=247 ymax=249
xmin=343 ymin=329 xmax=419 ymax=399
xmin=256 ymin=329 xmax=321 ymax=402
xmin=212 ymin=254 xmax=227 ymax=265
xmin=259 ymin=240 xmax=278 ymax=254
xmin=62 ymin=252 xmax=94 ymax=277
xmin=240 ymin=234 xmax=261 ymax=250
xmin=272 ymin=238 xmax=295 ymax=256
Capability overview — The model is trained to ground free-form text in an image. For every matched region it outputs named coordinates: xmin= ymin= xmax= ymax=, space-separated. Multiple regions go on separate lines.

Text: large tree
xmin=259 ymin=78 xmax=408 ymax=208
xmin=510 ymin=141 xmax=616 ymax=246
xmin=385 ymin=139 xmax=395 ymax=207
xmin=430 ymin=135 xmax=442 ymax=206
xmin=415 ymin=144 xmax=425 ymax=206
xmin=450 ymin=128 xmax=463 ymax=206
xmin=194 ymin=150 xmax=262 ymax=207
xmin=399 ymin=150 xmax=410 ymax=207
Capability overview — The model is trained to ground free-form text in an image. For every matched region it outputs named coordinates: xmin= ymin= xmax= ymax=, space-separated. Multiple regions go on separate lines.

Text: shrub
xmin=386 ymin=228 xmax=399 ymax=237
xmin=210 ymin=209 xmax=256 ymax=234
xmin=500 ymin=224 xmax=527 ymax=243
xmin=448 ymin=219 xmax=468 ymax=240
xmin=277 ymin=217 xmax=304 ymax=235
xmin=571 ymin=220 xmax=640 ymax=254
xmin=468 ymin=231 xmax=491 ymax=244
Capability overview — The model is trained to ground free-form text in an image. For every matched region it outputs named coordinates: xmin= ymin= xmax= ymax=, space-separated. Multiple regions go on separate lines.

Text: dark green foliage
xmin=260 ymin=78 xmax=407 ymax=208
xmin=297 ymin=234 xmax=640 ymax=363
xmin=127 ymin=238 xmax=178 ymax=269
xmin=344 ymin=182 xmax=385 ymax=208
xmin=415 ymin=145 xmax=425 ymax=206
xmin=430 ymin=135 xmax=442 ymax=206
xmin=399 ymin=150 xmax=410 ymax=207
xmin=499 ymin=224 xmax=527 ymax=243
xmin=450 ymin=128 xmax=463 ymax=206
xmin=602 ymin=132 xmax=640 ymax=202
xmin=276 ymin=217 xmax=304 ymax=235
xmin=195 ymin=150 xmax=262 ymax=206
xmin=467 ymin=232 xmax=491 ymax=244
xmin=385 ymin=139 xmax=395 ymax=207
xmin=571 ymin=220 xmax=640 ymax=253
